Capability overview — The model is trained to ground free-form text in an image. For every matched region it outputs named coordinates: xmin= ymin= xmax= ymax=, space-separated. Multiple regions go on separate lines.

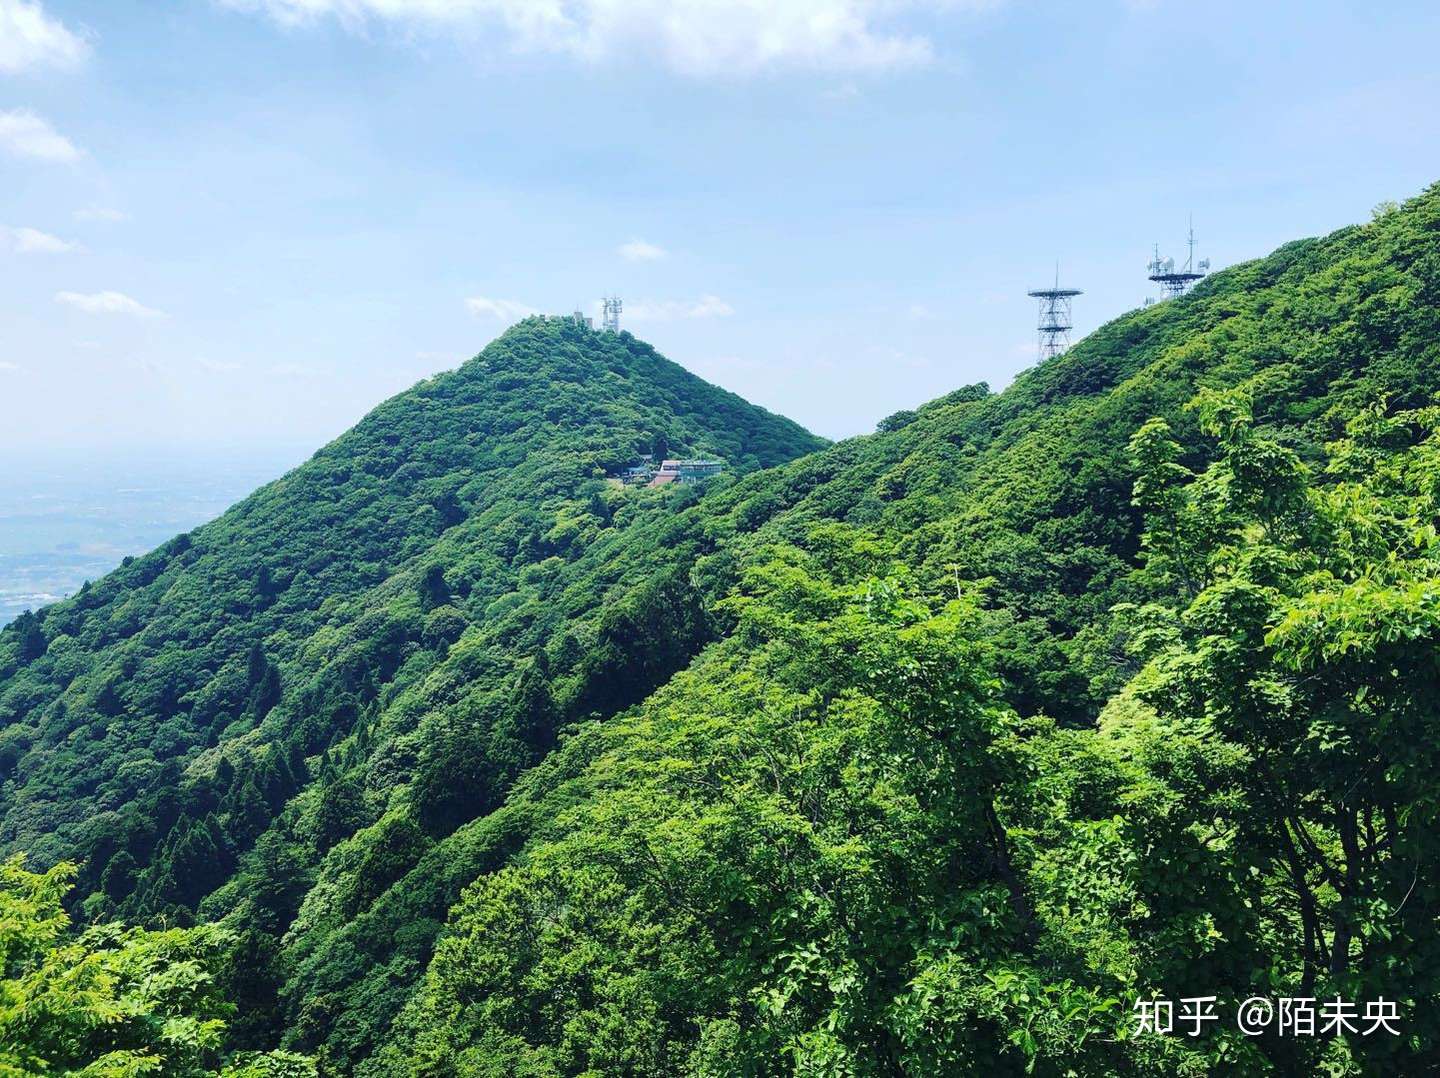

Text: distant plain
xmin=0 ymin=448 xmax=307 ymax=625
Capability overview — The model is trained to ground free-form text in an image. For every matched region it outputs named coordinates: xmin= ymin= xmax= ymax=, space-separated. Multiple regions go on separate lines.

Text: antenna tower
xmin=1027 ymin=265 xmax=1082 ymax=361
xmin=1147 ymin=216 xmax=1211 ymax=300
xmin=602 ymin=296 xmax=622 ymax=334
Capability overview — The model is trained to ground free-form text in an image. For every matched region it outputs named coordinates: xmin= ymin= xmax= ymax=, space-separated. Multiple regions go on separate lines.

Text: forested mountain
xmin=3 ymin=185 xmax=1440 ymax=1075
xmin=0 ymin=319 xmax=820 ymax=860
xmin=0 ymin=322 xmax=824 ymax=1062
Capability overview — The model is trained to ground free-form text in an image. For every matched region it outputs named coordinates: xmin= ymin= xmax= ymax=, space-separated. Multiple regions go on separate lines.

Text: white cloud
xmin=220 ymin=0 xmax=983 ymax=77
xmin=868 ymin=343 xmax=931 ymax=369
xmin=820 ymin=81 xmax=862 ymax=103
xmin=684 ymin=353 xmax=768 ymax=377
xmin=0 ymin=0 xmax=89 ymax=74
xmin=5 ymin=226 xmax=81 ymax=253
xmin=74 ymin=205 xmax=129 ymax=223
xmin=465 ymin=295 xmax=536 ymax=321
xmin=687 ymin=295 xmax=734 ymax=317
xmin=55 ymin=290 xmax=164 ymax=318
xmin=0 ymin=109 xmax=81 ymax=162
xmin=0 ymin=360 xmax=22 ymax=372
xmin=198 ymin=358 xmax=243 ymax=372
xmin=618 ymin=238 xmax=666 ymax=262
xmin=626 ymin=294 xmax=734 ymax=321
xmin=272 ymin=362 xmax=316 ymax=376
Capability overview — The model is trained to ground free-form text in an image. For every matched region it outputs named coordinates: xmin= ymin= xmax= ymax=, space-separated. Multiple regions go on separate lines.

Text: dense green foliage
xmin=2 ymin=185 xmax=1440 ymax=1074
xmin=0 ymin=856 xmax=312 ymax=1076
xmin=372 ymin=371 xmax=1440 ymax=1074
xmin=0 ymin=320 xmax=822 ymax=1063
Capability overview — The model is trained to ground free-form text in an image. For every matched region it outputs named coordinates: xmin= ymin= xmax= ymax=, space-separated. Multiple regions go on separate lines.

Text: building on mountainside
xmin=616 ymin=463 xmax=655 ymax=485
xmin=605 ymin=457 xmax=726 ymax=489
xmin=647 ymin=459 xmax=724 ymax=487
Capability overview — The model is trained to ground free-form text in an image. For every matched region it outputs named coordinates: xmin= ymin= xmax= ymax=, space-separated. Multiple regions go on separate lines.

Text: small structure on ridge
xmin=602 ymin=296 xmax=622 ymax=334
xmin=1027 ymin=264 xmax=1082 ymax=362
xmin=1148 ymin=218 xmax=1211 ymax=301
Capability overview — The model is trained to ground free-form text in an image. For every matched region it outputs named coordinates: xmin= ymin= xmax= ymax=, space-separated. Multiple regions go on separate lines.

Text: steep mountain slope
xmin=4 ymin=184 xmax=1440 ymax=1076
xmin=334 ymin=188 xmax=1439 ymax=1073
xmin=0 ymin=319 xmax=822 ymax=911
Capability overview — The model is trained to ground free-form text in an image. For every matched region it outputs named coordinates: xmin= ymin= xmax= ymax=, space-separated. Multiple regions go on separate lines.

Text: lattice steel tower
xmin=602 ymin=296 xmax=622 ymax=333
xmin=1027 ymin=266 xmax=1082 ymax=361
xmin=1148 ymin=217 xmax=1210 ymax=300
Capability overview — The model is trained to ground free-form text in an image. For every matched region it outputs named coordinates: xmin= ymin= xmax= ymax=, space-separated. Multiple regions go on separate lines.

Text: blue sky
xmin=3 ymin=0 xmax=1439 ymax=452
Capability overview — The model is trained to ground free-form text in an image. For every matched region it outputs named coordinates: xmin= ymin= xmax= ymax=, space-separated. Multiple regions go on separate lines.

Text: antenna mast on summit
xmin=1027 ymin=264 xmax=1082 ymax=362
xmin=602 ymin=296 xmax=622 ymax=334
xmin=1148 ymin=216 xmax=1210 ymax=300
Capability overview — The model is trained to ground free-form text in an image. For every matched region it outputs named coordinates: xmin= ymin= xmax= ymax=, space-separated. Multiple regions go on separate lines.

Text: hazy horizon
xmin=0 ymin=444 xmax=311 ymax=624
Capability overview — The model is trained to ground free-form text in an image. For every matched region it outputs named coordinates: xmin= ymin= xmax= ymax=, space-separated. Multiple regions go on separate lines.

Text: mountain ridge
xmin=0 ymin=320 xmax=824 ymax=868
xmin=3 ymin=183 xmax=1440 ymax=1074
